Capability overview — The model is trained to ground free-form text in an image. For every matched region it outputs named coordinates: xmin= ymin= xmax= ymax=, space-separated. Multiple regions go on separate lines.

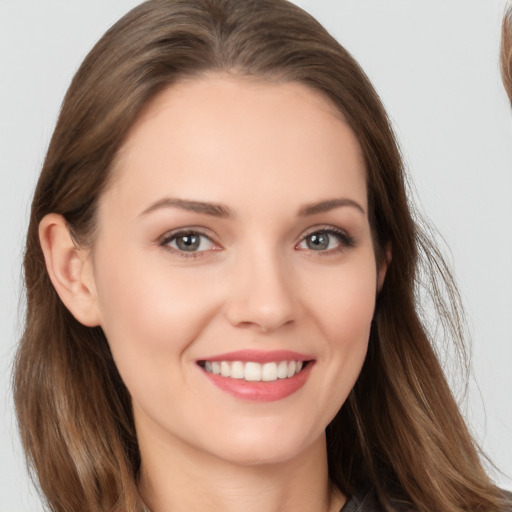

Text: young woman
xmin=13 ymin=1 xmax=512 ymax=511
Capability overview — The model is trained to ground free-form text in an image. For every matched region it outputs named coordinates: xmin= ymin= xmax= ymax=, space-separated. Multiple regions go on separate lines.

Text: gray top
xmin=340 ymin=485 xmax=512 ymax=512
xmin=340 ymin=485 xmax=381 ymax=512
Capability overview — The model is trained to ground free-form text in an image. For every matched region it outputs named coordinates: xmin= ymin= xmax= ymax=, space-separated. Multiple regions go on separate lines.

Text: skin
xmin=40 ymin=75 xmax=388 ymax=512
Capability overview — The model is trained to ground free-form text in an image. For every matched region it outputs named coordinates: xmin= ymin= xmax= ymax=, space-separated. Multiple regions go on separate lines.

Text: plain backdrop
xmin=1 ymin=1 xmax=511 ymax=510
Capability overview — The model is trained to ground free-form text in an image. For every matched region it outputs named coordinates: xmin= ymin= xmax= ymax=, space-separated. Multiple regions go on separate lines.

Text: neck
xmin=137 ymin=430 xmax=345 ymax=512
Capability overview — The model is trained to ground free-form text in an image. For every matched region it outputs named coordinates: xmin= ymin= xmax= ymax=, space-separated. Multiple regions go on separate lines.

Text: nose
xmin=224 ymin=248 xmax=298 ymax=333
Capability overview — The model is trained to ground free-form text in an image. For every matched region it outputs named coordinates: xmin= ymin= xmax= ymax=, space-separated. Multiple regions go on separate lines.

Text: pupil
xmin=177 ymin=234 xmax=200 ymax=251
xmin=307 ymin=233 xmax=329 ymax=250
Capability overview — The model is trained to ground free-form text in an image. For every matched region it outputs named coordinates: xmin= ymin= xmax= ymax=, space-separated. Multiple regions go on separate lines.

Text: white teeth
xmin=262 ymin=362 xmax=277 ymax=382
xmin=277 ymin=360 xmax=288 ymax=379
xmin=211 ymin=361 xmax=221 ymax=375
xmin=220 ymin=361 xmax=231 ymax=377
xmin=231 ymin=361 xmax=244 ymax=379
xmin=245 ymin=362 xmax=262 ymax=381
xmin=203 ymin=360 xmax=305 ymax=382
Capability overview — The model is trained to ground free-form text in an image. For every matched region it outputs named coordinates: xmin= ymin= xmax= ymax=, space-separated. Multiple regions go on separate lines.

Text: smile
xmin=197 ymin=351 xmax=314 ymax=402
xmin=201 ymin=360 xmax=305 ymax=382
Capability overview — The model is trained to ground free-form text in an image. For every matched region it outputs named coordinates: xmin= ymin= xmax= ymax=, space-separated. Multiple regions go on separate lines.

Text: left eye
xmin=162 ymin=231 xmax=215 ymax=253
xmin=297 ymin=230 xmax=348 ymax=252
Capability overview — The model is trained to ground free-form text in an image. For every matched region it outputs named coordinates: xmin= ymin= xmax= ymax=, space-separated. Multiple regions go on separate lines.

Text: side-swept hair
xmin=13 ymin=1 xmax=512 ymax=511
xmin=501 ymin=3 xmax=512 ymax=102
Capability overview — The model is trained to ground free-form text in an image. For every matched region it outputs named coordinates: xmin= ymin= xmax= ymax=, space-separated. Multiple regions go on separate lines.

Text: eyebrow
xmin=140 ymin=197 xmax=232 ymax=218
xmin=139 ymin=196 xmax=365 ymax=219
xmin=298 ymin=198 xmax=365 ymax=216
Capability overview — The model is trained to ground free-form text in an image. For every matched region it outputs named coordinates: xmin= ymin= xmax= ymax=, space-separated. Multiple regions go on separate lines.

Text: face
xmin=90 ymin=75 xmax=384 ymax=467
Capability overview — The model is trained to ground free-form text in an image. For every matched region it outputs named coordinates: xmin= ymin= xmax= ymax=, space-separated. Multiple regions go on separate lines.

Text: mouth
xmin=196 ymin=351 xmax=315 ymax=402
xmin=197 ymin=359 xmax=310 ymax=382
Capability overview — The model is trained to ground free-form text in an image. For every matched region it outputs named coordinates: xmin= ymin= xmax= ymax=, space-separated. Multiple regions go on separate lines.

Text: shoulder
xmin=338 ymin=483 xmax=410 ymax=512
xmin=340 ymin=484 xmax=383 ymax=512
xmin=340 ymin=486 xmax=512 ymax=512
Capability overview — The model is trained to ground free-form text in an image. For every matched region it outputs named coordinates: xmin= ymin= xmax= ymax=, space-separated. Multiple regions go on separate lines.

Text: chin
xmin=201 ymin=427 xmax=324 ymax=468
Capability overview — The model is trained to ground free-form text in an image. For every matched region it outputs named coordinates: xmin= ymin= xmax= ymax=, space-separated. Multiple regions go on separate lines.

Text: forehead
xmin=104 ymin=75 xmax=367 ymax=218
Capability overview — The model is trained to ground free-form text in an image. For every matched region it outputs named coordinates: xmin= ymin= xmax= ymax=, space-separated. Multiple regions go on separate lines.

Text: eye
xmin=297 ymin=228 xmax=354 ymax=253
xmin=160 ymin=230 xmax=217 ymax=255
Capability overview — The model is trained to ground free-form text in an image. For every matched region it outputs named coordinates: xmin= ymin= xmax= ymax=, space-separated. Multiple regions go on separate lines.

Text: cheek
xmin=92 ymin=247 xmax=219 ymax=387
xmin=304 ymin=256 xmax=377 ymax=346
xmin=293 ymin=255 xmax=377 ymax=428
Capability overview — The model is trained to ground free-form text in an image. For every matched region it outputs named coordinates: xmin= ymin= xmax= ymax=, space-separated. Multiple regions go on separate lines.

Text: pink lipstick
xmin=197 ymin=350 xmax=314 ymax=402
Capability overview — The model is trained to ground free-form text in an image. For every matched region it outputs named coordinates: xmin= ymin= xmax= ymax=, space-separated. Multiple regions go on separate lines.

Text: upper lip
xmin=197 ymin=349 xmax=314 ymax=363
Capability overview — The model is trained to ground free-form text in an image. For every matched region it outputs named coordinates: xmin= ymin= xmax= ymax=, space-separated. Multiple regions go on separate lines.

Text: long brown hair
xmin=13 ymin=1 xmax=511 ymax=511
xmin=502 ymin=3 xmax=512 ymax=102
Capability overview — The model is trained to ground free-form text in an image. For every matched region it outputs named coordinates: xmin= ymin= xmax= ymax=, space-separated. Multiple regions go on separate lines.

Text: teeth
xmin=231 ymin=361 xmax=244 ymax=379
xmin=277 ymin=361 xmax=288 ymax=379
xmin=245 ymin=362 xmax=261 ymax=381
xmin=203 ymin=360 xmax=305 ymax=382
xmin=211 ymin=361 xmax=221 ymax=375
xmin=262 ymin=362 xmax=277 ymax=382
xmin=220 ymin=361 xmax=231 ymax=377
xmin=287 ymin=361 xmax=296 ymax=378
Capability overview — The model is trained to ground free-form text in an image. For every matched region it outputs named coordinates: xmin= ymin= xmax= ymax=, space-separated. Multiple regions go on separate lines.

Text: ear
xmin=39 ymin=213 xmax=101 ymax=327
xmin=377 ymin=242 xmax=392 ymax=292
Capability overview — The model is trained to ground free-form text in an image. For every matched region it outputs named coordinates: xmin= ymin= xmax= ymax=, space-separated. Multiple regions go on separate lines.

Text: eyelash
xmin=158 ymin=226 xmax=355 ymax=259
xmin=159 ymin=229 xmax=219 ymax=259
xmin=297 ymin=227 xmax=356 ymax=255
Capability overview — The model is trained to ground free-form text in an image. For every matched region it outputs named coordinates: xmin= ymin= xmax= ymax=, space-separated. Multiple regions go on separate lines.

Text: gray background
xmin=1 ymin=1 xmax=511 ymax=510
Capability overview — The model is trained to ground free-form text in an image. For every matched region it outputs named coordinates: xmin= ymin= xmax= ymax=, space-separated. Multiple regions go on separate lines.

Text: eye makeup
xmin=158 ymin=228 xmax=221 ymax=259
xmin=157 ymin=223 xmax=356 ymax=260
xmin=296 ymin=226 xmax=356 ymax=254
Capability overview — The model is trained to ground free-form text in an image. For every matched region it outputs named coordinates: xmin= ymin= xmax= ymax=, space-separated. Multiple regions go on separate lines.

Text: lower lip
xmin=200 ymin=363 xmax=314 ymax=402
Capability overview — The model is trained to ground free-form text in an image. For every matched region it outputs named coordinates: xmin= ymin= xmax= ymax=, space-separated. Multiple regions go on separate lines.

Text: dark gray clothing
xmin=340 ymin=485 xmax=512 ymax=511
xmin=340 ymin=484 xmax=381 ymax=512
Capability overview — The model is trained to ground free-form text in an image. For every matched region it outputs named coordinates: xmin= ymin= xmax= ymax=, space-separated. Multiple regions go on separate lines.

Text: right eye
xmin=160 ymin=230 xmax=217 ymax=255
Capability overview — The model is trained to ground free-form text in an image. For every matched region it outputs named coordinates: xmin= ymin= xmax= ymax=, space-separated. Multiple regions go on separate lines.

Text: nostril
xmin=223 ymin=272 xmax=297 ymax=333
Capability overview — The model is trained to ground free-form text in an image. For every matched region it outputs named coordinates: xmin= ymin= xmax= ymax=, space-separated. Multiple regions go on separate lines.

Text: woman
xmin=13 ymin=1 xmax=512 ymax=511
